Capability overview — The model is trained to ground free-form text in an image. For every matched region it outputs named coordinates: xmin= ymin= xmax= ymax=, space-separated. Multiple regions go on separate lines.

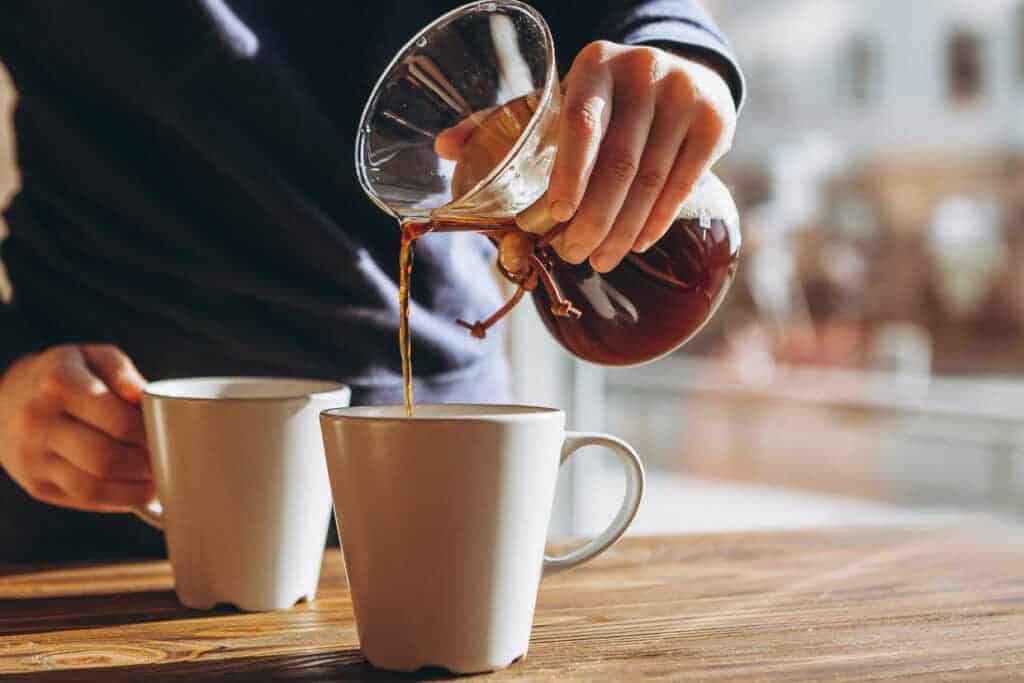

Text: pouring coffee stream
xmin=398 ymin=206 xmax=582 ymax=417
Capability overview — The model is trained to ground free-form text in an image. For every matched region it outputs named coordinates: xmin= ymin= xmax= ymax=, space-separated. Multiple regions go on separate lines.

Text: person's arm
xmin=1 ymin=223 xmax=150 ymax=520
xmin=0 ymin=3 xmax=174 ymax=515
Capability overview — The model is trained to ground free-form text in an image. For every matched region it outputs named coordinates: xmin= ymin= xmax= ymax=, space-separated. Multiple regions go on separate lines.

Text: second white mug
xmin=141 ymin=377 xmax=351 ymax=612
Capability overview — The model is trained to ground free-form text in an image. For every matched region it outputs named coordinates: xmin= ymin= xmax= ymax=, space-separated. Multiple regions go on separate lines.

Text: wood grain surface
xmin=1 ymin=526 xmax=1023 ymax=681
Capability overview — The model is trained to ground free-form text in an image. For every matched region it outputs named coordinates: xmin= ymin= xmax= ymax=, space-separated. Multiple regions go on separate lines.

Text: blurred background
xmin=3 ymin=1 xmax=1024 ymax=538
xmin=509 ymin=0 xmax=1024 ymax=537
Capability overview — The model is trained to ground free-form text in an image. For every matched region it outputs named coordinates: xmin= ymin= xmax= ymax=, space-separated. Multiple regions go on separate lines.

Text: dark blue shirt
xmin=0 ymin=1 xmax=742 ymax=560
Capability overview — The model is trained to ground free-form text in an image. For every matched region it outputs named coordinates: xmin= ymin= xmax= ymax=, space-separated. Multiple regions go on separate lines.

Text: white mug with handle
xmin=320 ymin=404 xmax=644 ymax=674
xmin=140 ymin=377 xmax=351 ymax=612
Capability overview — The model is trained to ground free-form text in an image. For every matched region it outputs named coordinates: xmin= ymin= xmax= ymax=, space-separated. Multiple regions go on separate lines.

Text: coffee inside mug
xmin=325 ymin=404 xmax=561 ymax=419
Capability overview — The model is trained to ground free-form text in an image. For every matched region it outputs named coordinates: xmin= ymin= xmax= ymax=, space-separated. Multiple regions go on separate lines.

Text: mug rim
xmin=321 ymin=403 xmax=563 ymax=422
xmin=143 ymin=376 xmax=351 ymax=402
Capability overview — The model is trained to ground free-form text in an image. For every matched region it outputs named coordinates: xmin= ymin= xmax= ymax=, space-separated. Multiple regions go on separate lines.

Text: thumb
xmin=80 ymin=345 xmax=147 ymax=404
xmin=434 ymin=114 xmax=481 ymax=161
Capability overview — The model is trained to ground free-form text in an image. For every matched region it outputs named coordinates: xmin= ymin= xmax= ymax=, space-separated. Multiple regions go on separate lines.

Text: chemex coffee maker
xmin=356 ymin=0 xmax=741 ymax=367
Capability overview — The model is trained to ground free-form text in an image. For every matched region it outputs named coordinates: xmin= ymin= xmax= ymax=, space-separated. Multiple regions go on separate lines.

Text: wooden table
xmin=2 ymin=526 xmax=1023 ymax=681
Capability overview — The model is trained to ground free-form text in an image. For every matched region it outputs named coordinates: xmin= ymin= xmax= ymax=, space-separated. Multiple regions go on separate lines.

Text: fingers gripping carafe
xmin=355 ymin=1 xmax=740 ymax=367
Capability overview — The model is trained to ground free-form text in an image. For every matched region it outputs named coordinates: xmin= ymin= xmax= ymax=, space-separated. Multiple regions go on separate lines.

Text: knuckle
xmin=40 ymin=345 xmax=80 ymax=374
xmin=114 ymin=356 xmax=134 ymax=376
xmin=687 ymin=117 xmax=726 ymax=166
xmin=625 ymin=48 xmax=663 ymax=85
xmin=664 ymin=70 xmax=698 ymax=107
xmin=567 ymin=97 xmax=603 ymax=136
xmin=634 ymin=168 xmax=664 ymax=192
xmin=694 ymin=99 xmax=724 ymax=139
xmin=89 ymin=343 xmax=120 ymax=357
xmin=112 ymin=347 xmax=137 ymax=374
xmin=88 ymin=344 xmax=133 ymax=373
xmin=578 ymin=40 xmax=613 ymax=67
xmin=37 ymin=368 xmax=73 ymax=403
xmin=698 ymin=98 xmax=721 ymax=133
xmin=608 ymin=149 xmax=638 ymax=185
xmin=42 ymin=344 xmax=75 ymax=362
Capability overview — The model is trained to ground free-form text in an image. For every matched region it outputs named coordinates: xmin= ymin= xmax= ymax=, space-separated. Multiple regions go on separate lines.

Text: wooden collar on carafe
xmin=455 ymin=199 xmax=579 ymax=339
xmin=515 ymin=196 xmax=561 ymax=236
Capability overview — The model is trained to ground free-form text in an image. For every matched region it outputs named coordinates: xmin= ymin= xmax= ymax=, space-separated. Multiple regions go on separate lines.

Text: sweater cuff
xmin=618 ymin=21 xmax=745 ymax=113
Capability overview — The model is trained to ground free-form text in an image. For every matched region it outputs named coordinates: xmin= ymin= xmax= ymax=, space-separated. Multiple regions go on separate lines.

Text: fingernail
xmin=564 ymin=243 xmax=588 ymax=263
xmin=121 ymin=386 xmax=143 ymax=404
xmin=591 ymin=253 xmax=614 ymax=272
xmin=550 ymin=200 xmax=575 ymax=223
xmin=633 ymin=240 xmax=652 ymax=253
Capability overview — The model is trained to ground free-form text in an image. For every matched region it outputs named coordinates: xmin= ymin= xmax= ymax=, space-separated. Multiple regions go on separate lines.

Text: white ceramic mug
xmin=140 ymin=377 xmax=351 ymax=612
xmin=319 ymin=404 xmax=644 ymax=674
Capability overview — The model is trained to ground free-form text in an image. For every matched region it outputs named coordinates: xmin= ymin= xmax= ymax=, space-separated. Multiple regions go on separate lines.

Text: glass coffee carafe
xmin=356 ymin=0 xmax=740 ymax=367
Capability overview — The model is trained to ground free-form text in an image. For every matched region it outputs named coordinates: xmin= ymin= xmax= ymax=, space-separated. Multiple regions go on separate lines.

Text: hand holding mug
xmin=0 ymin=344 xmax=153 ymax=512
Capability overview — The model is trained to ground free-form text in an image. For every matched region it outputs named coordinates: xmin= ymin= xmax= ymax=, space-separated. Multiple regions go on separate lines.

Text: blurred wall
xmin=0 ymin=61 xmax=17 ymax=302
xmin=718 ymin=0 xmax=1024 ymax=164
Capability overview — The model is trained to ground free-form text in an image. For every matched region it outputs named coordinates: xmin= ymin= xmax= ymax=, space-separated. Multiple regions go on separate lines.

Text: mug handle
xmin=134 ymin=499 xmax=164 ymax=530
xmin=543 ymin=432 xmax=644 ymax=576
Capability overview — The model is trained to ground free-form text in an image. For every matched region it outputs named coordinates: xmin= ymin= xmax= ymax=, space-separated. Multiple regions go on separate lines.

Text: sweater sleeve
xmin=534 ymin=0 xmax=744 ymax=112
xmin=0 ymin=298 xmax=39 ymax=376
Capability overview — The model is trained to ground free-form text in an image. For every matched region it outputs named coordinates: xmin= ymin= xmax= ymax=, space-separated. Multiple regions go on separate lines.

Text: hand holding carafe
xmin=357 ymin=0 xmax=741 ymax=377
